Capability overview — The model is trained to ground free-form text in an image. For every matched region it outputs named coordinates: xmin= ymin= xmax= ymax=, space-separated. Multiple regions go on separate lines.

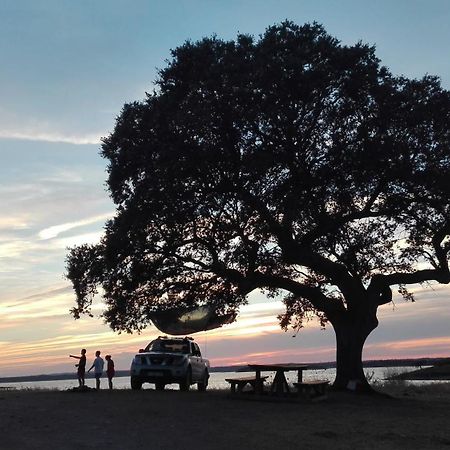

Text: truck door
xmin=190 ymin=342 xmax=201 ymax=381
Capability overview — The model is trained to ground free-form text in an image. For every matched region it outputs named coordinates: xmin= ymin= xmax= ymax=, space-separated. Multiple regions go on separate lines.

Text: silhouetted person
xmin=105 ymin=355 xmax=115 ymax=390
xmin=88 ymin=350 xmax=104 ymax=390
xmin=69 ymin=349 xmax=87 ymax=387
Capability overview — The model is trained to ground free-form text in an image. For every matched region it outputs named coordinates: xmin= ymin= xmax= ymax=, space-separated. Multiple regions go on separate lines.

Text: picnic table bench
xmin=247 ymin=363 xmax=309 ymax=395
xmin=225 ymin=375 xmax=268 ymax=394
xmin=293 ymin=380 xmax=329 ymax=399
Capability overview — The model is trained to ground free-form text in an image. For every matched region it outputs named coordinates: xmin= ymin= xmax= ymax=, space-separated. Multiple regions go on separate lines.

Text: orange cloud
xmin=363 ymin=336 xmax=450 ymax=361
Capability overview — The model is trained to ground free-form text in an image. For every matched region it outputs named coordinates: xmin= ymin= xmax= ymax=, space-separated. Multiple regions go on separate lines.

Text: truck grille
xmin=139 ymin=355 xmax=181 ymax=366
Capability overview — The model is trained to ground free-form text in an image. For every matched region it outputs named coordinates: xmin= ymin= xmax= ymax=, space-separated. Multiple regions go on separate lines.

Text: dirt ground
xmin=1 ymin=386 xmax=450 ymax=450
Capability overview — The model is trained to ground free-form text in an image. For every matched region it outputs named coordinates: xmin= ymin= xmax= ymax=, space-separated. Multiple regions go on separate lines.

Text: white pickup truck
xmin=130 ymin=336 xmax=210 ymax=391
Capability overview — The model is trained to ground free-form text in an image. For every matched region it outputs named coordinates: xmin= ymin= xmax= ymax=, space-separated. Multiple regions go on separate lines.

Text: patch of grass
xmin=377 ymin=380 xmax=450 ymax=399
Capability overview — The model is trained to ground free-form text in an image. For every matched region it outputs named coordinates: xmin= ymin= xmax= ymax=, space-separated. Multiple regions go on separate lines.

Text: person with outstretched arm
xmin=69 ymin=349 xmax=87 ymax=387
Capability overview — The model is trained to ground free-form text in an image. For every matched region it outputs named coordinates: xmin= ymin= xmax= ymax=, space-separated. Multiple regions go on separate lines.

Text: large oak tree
xmin=66 ymin=22 xmax=450 ymax=390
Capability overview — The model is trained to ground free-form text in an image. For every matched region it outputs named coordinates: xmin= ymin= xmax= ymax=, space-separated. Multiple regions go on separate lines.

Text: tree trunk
xmin=331 ymin=309 xmax=378 ymax=392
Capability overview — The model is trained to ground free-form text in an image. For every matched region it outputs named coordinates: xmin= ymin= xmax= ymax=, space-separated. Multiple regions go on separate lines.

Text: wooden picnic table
xmin=247 ymin=363 xmax=309 ymax=395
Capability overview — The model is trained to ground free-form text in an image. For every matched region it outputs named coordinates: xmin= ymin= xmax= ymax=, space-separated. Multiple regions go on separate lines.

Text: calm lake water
xmin=0 ymin=366 xmax=444 ymax=391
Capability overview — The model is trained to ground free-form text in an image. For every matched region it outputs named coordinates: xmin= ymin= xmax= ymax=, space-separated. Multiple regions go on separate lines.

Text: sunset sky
xmin=1 ymin=0 xmax=450 ymax=377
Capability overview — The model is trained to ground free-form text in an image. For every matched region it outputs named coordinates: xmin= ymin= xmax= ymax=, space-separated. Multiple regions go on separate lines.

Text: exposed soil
xmin=0 ymin=386 xmax=449 ymax=450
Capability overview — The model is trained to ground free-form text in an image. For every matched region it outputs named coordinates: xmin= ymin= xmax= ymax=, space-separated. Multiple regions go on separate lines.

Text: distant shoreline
xmin=1 ymin=356 xmax=448 ymax=384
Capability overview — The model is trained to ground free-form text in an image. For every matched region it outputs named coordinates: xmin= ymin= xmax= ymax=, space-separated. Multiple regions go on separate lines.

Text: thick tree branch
xmin=383 ymin=268 xmax=450 ymax=286
xmin=369 ymin=268 xmax=450 ymax=306
xmin=432 ymin=223 xmax=450 ymax=270
xmin=299 ymin=207 xmax=392 ymax=246
xmin=282 ymin=242 xmax=366 ymax=301
xmin=239 ymin=188 xmax=366 ymax=301
xmin=252 ymin=271 xmax=347 ymax=318
xmin=217 ymin=267 xmax=347 ymax=317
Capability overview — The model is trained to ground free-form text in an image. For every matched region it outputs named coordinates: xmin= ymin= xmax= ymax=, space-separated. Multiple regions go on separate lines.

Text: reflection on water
xmin=0 ymin=366 xmax=445 ymax=391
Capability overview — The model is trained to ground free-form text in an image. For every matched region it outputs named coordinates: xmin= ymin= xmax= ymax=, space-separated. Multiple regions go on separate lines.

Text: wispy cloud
xmin=54 ymin=231 xmax=105 ymax=248
xmin=0 ymin=240 xmax=34 ymax=259
xmin=364 ymin=336 xmax=450 ymax=360
xmin=0 ymin=216 xmax=30 ymax=231
xmin=6 ymin=286 xmax=72 ymax=306
xmin=0 ymin=331 xmax=147 ymax=375
xmin=39 ymin=213 xmax=113 ymax=240
xmin=0 ymin=285 xmax=73 ymax=320
xmin=0 ymin=129 xmax=102 ymax=145
xmin=212 ymin=345 xmax=336 ymax=366
xmin=379 ymin=336 xmax=450 ymax=352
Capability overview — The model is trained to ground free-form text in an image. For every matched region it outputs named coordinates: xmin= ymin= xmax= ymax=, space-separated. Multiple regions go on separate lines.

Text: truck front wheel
xmin=197 ymin=370 xmax=209 ymax=392
xmin=131 ymin=376 xmax=142 ymax=390
xmin=179 ymin=367 xmax=192 ymax=391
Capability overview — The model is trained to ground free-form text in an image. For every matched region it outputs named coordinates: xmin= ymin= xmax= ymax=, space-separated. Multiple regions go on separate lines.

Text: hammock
xmin=150 ymin=305 xmax=236 ymax=335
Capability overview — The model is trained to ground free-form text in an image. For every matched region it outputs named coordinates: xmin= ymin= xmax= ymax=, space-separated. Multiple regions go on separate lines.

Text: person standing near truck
xmin=88 ymin=350 xmax=104 ymax=390
xmin=105 ymin=355 xmax=115 ymax=390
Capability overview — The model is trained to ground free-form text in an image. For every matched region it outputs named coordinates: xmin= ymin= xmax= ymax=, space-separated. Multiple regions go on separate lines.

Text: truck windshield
xmin=146 ymin=339 xmax=190 ymax=354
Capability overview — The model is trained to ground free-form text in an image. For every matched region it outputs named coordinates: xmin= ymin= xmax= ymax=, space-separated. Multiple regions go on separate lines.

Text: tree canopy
xmin=66 ymin=22 xmax=450 ymax=388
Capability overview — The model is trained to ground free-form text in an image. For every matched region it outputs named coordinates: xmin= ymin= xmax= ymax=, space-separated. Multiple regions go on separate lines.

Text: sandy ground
xmin=1 ymin=386 xmax=450 ymax=450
